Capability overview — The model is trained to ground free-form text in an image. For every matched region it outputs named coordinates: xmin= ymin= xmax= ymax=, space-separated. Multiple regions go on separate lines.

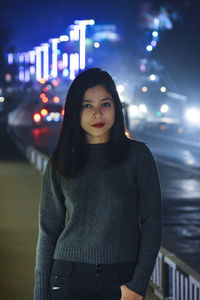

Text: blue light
xmin=63 ymin=69 xmax=69 ymax=77
xmin=8 ymin=53 xmax=13 ymax=64
xmin=156 ymin=111 xmax=162 ymax=117
xmin=56 ymin=49 xmax=61 ymax=55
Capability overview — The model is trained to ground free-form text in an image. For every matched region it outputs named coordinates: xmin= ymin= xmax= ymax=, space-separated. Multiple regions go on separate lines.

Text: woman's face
xmin=80 ymin=85 xmax=115 ymax=144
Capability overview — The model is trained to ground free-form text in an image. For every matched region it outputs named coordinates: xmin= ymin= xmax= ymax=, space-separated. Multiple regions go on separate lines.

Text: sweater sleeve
xmin=34 ymin=158 xmax=66 ymax=300
xmin=124 ymin=143 xmax=163 ymax=298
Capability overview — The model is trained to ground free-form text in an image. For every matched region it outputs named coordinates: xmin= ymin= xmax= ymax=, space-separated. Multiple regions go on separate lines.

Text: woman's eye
xmin=82 ymin=104 xmax=91 ymax=109
xmin=103 ymin=102 xmax=111 ymax=107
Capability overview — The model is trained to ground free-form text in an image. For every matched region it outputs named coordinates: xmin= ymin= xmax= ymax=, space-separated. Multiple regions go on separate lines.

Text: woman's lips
xmin=92 ymin=123 xmax=105 ymax=128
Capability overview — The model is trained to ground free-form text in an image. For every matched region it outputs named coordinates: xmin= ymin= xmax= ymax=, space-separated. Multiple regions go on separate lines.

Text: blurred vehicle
xmin=32 ymin=103 xmax=64 ymax=126
xmin=8 ymin=98 xmax=64 ymax=128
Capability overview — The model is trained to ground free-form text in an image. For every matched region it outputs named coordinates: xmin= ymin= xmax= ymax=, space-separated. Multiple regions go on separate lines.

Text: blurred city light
xmin=142 ymin=86 xmax=148 ymax=92
xmin=156 ymin=111 xmax=162 ymax=117
xmin=0 ymin=97 xmax=5 ymax=102
xmin=40 ymin=78 xmax=46 ymax=84
xmin=35 ymin=46 xmax=42 ymax=81
xmin=128 ymin=105 xmax=139 ymax=118
xmin=63 ymin=69 xmax=69 ymax=77
xmin=62 ymin=53 xmax=68 ymax=68
xmin=185 ymin=108 xmax=200 ymax=124
xmin=146 ymin=45 xmax=153 ymax=52
xmin=151 ymin=40 xmax=157 ymax=47
xmin=117 ymin=85 xmax=125 ymax=93
xmin=5 ymin=73 xmax=12 ymax=82
xmin=41 ymin=43 xmax=49 ymax=81
xmin=149 ymin=74 xmax=156 ymax=81
xmin=152 ymin=31 xmax=158 ymax=37
xmin=40 ymin=109 xmax=48 ymax=116
xmin=59 ymin=35 xmax=69 ymax=42
xmin=160 ymin=86 xmax=167 ymax=93
xmin=94 ymin=42 xmax=100 ymax=48
xmin=53 ymin=96 xmax=60 ymax=103
xmin=8 ymin=53 xmax=13 ymax=64
xmin=33 ymin=113 xmax=41 ymax=122
xmin=40 ymin=93 xmax=46 ymax=99
xmin=29 ymin=50 xmax=35 ymax=64
xmin=160 ymin=104 xmax=169 ymax=113
xmin=139 ymin=104 xmax=147 ymax=113
xmin=19 ymin=54 xmax=24 ymax=63
xmin=30 ymin=66 xmax=35 ymax=75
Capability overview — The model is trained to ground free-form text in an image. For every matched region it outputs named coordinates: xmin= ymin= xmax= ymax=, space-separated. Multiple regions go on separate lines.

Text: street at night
xmin=1 ymin=0 xmax=200 ymax=299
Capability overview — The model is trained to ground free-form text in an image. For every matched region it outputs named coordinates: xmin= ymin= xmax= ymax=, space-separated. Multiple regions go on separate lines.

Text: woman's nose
xmin=93 ymin=107 xmax=102 ymax=117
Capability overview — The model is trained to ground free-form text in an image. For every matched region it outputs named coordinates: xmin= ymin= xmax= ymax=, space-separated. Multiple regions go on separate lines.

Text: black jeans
xmin=49 ymin=259 xmax=136 ymax=300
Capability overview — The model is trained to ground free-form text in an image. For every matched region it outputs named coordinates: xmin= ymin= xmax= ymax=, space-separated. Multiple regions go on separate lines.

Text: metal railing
xmin=27 ymin=146 xmax=200 ymax=300
xmin=151 ymin=247 xmax=200 ymax=300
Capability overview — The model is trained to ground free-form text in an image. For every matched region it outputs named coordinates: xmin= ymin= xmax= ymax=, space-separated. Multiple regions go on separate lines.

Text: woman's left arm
xmin=122 ymin=143 xmax=163 ymax=299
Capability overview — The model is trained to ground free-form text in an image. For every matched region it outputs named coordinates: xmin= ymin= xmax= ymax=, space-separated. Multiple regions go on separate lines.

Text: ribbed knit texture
xmin=34 ymin=138 xmax=163 ymax=299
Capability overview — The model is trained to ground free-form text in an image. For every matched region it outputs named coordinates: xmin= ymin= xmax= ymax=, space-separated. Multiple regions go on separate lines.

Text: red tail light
xmin=61 ymin=108 xmax=65 ymax=116
xmin=33 ymin=113 xmax=41 ymax=123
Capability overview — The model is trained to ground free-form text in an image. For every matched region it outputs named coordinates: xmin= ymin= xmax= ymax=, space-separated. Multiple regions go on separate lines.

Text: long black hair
xmin=51 ymin=68 xmax=130 ymax=181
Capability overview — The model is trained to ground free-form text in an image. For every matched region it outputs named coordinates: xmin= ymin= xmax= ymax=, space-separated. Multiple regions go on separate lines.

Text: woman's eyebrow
xmin=83 ymin=97 xmax=113 ymax=102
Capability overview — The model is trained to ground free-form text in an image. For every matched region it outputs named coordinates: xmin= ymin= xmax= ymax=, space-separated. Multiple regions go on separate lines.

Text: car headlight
xmin=185 ymin=108 xmax=200 ymax=124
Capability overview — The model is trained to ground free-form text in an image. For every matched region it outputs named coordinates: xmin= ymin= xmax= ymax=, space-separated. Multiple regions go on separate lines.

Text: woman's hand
xmin=120 ymin=284 xmax=143 ymax=300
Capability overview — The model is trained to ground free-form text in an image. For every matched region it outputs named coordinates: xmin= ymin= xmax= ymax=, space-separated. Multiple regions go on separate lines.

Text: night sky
xmin=1 ymin=0 xmax=200 ymax=98
xmin=1 ymin=0 xmax=138 ymax=52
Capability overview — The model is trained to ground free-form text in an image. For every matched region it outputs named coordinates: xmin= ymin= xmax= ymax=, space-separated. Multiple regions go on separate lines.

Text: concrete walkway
xmin=0 ymin=129 xmax=158 ymax=300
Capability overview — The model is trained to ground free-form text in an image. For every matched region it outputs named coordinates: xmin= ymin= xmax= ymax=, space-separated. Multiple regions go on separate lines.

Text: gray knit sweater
xmin=34 ymin=138 xmax=162 ymax=299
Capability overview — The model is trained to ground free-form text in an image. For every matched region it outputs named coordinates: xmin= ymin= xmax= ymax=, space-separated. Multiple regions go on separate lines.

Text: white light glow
xmin=50 ymin=38 xmax=59 ymax=78
xmin=0 ymin=97 xmax=5 ymax=102
xmin=79 ymin=24 xmax=86 ymax=69
xmin=142 ymin=86 xmax=148 ymax=92
xmin=75 ymin=19 xmax=95 ymax=25
xmin=35 ymin=46 xmax=42 ymax=81
xmin=63 ymin=69 xmax=69 ymax=77
xmin=69 ymin=54 xmax=76 ymax=80
xmin=19 ymin=68 xmax=24 ymax=81
xmin=128 ymin=105 xmax=139 ymax=118
xmin=185 ymin=108 xmax=200 ymax=124
xmin=146 ymin=45 xmax=153 ymax=52
xmin=25 ymin=53 xmax=30 ymax=63
xmin=160 ymin=104 xmax=169 ymax=113
xmin=139 ymin=104 xmax=147 ymax=113
xmin=8 ymin=53 xmax=13 ymax=64
xmin=19 ymin=54 xmax=24 ymax=63
xmin=29 ymin=50 xmax=35 ymax=64
xmin=160 ymin=86 xmax=167 ymax=93
xmin=25 ymin=69 xmax=30 ymax=82
xmin=62 ymin=53 xmax=68 ymax=68
xmin=94 ymin=42 xmax=100 ymax=48
xmin=41 ymin=43 xmax=49 ymax=81
xmin=30 ymin=66 xmax=35 ymax=75
xmin=149 ymin=74 xmax=156 ymax=81
xmin=117 ymin=85 xmax=125 ymax=93
xmin=59 ymin=35 xmax=69 ymax=42
xmin=152 ymin=31 xmax=158 ymax=37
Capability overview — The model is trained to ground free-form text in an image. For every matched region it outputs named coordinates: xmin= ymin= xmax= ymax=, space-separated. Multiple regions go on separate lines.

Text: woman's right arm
xmin=34 ymin=158 xmax=66 ymax=300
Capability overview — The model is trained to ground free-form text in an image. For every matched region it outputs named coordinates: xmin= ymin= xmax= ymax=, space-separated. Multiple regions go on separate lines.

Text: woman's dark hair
xmin=51 ymin=68 xmax=130 ymax=181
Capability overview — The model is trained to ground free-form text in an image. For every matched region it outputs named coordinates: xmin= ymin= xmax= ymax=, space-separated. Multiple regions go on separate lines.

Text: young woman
xmin=34 ymin=68 xmax=163 ymax=300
